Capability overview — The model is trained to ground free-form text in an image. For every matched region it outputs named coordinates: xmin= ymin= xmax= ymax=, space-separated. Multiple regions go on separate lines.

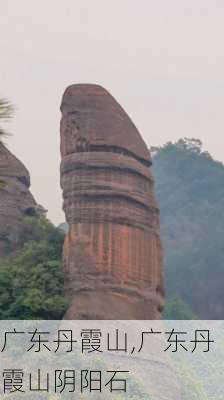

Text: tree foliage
xmin=163 ymin=296 xmax=198 ymax=319
xmin=0 ymin=98 xmax=14 ymax=140
xmin=152 ymin=138 xmax=224 ymax=319
xmin=0 ymin=214 xmax=68 ymax=319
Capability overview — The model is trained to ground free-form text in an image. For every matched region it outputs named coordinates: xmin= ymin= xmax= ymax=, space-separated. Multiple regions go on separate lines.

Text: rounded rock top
xmin=61 ymin=84 xmax=151 ymax=166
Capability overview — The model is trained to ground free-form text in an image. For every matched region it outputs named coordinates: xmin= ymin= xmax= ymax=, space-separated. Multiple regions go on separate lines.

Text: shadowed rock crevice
xmin=62 ymin=143 xmax=152 ymax=167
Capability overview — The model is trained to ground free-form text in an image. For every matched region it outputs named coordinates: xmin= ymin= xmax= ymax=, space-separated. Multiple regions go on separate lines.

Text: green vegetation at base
xmin=0 ymin=214 xmax=68 ymax=319
xmin=163 ymin=296 xmax=198 ymax=320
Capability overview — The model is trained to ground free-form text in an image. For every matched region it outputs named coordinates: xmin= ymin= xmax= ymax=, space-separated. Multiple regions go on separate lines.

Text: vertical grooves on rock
xmin=60 ymin=84 xmax=164 ymax=319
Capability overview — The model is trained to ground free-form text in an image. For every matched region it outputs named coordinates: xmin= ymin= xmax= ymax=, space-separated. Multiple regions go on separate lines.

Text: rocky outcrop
xmin=60 ymin=84 xmax=164 ymax=319
xmin=0 ymin=143 xmax=36 ymax=255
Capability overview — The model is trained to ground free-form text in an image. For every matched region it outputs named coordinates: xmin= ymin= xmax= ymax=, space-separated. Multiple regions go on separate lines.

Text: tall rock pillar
xmin=60 ymin=84 xmax=164 ymax=319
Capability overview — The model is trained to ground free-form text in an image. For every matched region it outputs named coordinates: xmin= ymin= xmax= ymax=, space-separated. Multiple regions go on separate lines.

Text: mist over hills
xmin=152 ymin=138 xmax=224 ymax=319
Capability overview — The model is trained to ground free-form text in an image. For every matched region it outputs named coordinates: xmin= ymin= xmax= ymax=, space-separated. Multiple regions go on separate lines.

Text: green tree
xmin=163 ymin=296 xmax=198 ymax=319
xmin=0 ymin=98 xmax=14 ymax=188
xmin=0 ymin=98 xmax=14 ymax=140
xmin=152 ymin=138 xmax=224 ymax=319
xmin=0 ymin=214 xmax=68 ymax=319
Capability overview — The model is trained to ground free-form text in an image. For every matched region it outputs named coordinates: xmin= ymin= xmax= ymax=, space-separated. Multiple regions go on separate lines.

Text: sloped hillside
xmin=152 ymin=138 xmax=224 ymax=319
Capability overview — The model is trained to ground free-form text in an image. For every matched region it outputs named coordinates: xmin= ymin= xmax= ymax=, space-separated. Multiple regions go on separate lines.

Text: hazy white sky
xmin=1 ymin=0 xmax=224 ymax=224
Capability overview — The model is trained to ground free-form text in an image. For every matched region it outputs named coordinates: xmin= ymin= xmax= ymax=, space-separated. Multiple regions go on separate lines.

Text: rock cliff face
xmin=0 ymin=143 xmax=36 ymax=255
xmin=60 ymin=84 xmax=164 ymax=319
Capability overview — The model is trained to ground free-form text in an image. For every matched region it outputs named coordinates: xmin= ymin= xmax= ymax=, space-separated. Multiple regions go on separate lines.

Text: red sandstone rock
xmin=0 ymin=143 xmax=36 ymax=255
xmin=60 ymin=84 xmax=164 ymax=319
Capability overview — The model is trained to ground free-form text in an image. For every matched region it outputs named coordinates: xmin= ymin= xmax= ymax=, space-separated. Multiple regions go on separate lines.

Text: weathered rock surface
xmin=60 ymin=84 xmax=164 ymax=319
xmin=0 ymin=143 xmax=36 ymax=255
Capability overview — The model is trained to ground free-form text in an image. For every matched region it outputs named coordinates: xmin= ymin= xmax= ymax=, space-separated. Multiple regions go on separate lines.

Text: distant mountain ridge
xmin=152 ymin=138 xmax=224 ymax=319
